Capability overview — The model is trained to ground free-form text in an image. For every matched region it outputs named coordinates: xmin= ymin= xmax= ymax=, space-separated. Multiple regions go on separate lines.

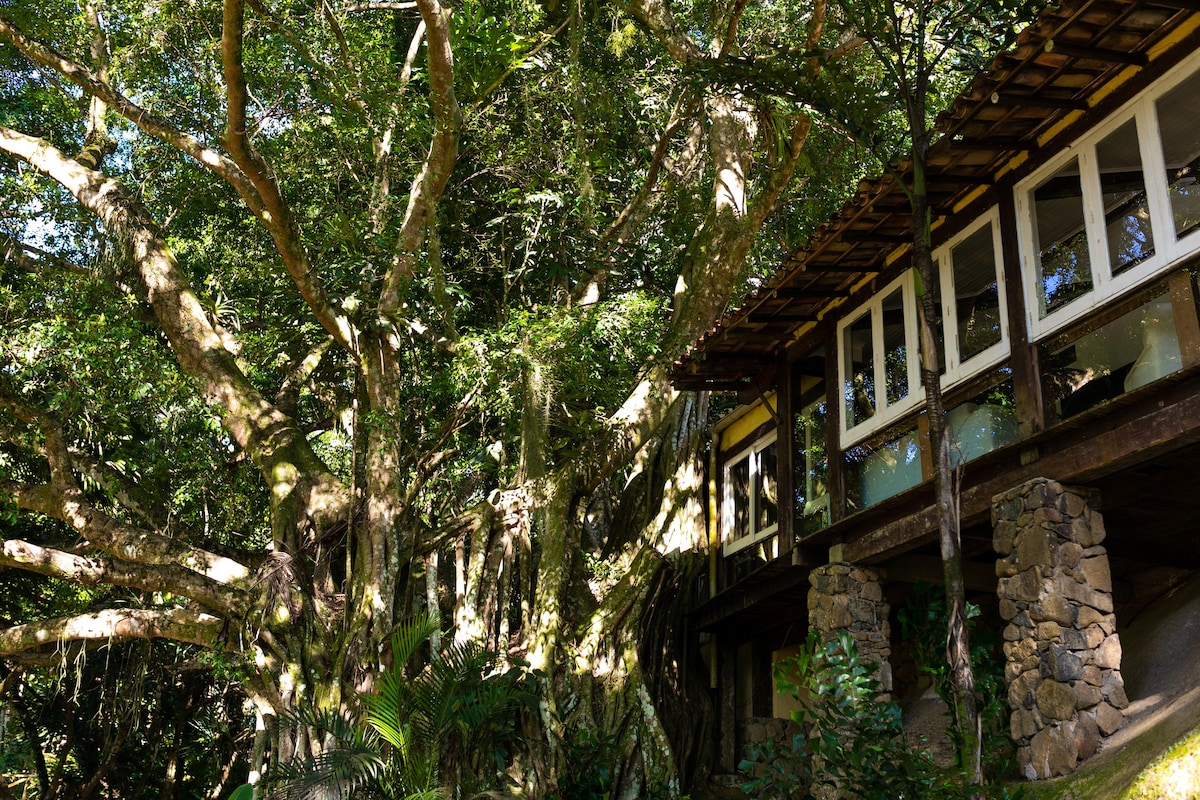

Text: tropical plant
xmin=740 ymin=629 xmax=958 ymax=800
xmin=264 ymin=613 xmax=537 ymax=800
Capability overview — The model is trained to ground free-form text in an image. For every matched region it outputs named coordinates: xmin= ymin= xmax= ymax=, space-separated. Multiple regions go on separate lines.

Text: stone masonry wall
xmin=993 ymin=477 xmax=1128 ymax=780
xmin=808 ymin=562 xmax=892 ymax=692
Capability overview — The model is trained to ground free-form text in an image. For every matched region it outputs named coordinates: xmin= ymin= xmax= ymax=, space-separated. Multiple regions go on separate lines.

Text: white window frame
xmin=838 ymin=271 xmax=923 ymax=447
xmin=937 ymin=208 xmax=1011 ymax=384
xmin=721 ymin=431 xmax=779 ymax=555
xmin=1017 ymin=54 xmax=1200 ymax=341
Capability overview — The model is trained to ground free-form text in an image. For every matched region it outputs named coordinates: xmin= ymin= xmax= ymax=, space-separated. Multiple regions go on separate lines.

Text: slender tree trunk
xmin=908 ymin=93 xmax=982 ymax=785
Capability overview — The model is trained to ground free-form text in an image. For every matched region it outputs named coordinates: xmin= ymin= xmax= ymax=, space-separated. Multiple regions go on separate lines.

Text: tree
xmin=0 ymin=0 xmax=851 ymax=794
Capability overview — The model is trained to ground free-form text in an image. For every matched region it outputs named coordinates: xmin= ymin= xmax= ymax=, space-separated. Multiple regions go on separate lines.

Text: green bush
xmin=740 ymin=630 xmax=981 ymax=800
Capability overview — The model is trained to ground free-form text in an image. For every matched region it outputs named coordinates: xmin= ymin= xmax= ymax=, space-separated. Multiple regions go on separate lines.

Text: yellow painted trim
xmin=953 ymin=185 xmax=989 ymax=215
xmin=722 ymin=395 xmax=777 ymax=450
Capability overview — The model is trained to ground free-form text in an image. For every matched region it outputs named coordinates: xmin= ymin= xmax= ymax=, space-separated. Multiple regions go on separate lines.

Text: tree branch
xmin=1 ymin=478 xmax=252 ymax=587
xmin=0 ymin=13 xmax=260 ymax=210
xmin=0 ymin=607 xmax=226 ymax=657
xmin=1 ymin=539 xmax=247 ymax=617
xmin=221 ymin=0 xmax=357 ymax=353
xmin=0 ymin=125 xmax=351 ymax=534
xmin=66 ymin=446 xmax=169 ymax=529
xmin=618 ymin=0 xmax=704 ymax=64
xmin=378 ymin=0 xmax=461 ymax=316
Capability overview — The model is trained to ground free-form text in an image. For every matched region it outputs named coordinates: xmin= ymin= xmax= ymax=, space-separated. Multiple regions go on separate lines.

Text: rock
xmin=1094 ymin=635 xmax=1122 ymax=670
xmin=1011 ymin=707 xmax=1039 ymax=739
xmin=1060 ymin=541 xmax=1084 ymax=568
xmin=1037 ymin=679 xmax=1078 ymax=721
xmin=1037 ymin=621 xmax=1062 ymax=641
xmin=1030 ymin=723 xmax=1079 ymax=778
xmin=1033 ymin=595 xmax=1076 ymax=626
xmin=1072 ymin=681 xmax=1102 ymax=709
xmin=994 ymin=518 xmax=1018 ymax=554
xmin=1096 ymin=702 xmax=1124 ymax=736
xmin=1075 ymin=710 xmax=1101 ymax=760
xmin=1050 ymin=646 xmax=1084 ymax=682
xmin=1078 ymin=556 xmax=1113 ymax=593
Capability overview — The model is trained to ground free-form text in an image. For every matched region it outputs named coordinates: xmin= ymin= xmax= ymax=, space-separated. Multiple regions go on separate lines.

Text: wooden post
xmin=1169 ymin=269 xmax=1200 ymax=369
xmin=778 ymin=350 xmax=795 ymax=556
xmin=824 ymin=331 xmax=846 ymax=524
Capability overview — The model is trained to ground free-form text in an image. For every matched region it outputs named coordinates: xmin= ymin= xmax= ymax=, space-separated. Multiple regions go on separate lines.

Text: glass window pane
xmin=881 ymin=288 xmax=909 ymax=406
xmin=952 ymin=223 xmax=1003 ymax=362
xmin=1032 ymin=159 xmax=1094 ymax=317
xmin=1096 ymin=119 xmax=1154 ymax=275
xmin=757 ymin=441 xmax=778 ymax=532
xmin=847 ymin=427 xmax=922 ymax=509
xmin=946 ymin=382 xmax=1018 ymax=467
xmin=794 ymin=398 xmax=828 ymax=536
xmin=1157 ymin=68 xmax=1200 ymax=241
xmin=1041 ymin=293 xmax=1180 ymax=418
xmin=843 ymin=313 xmax=875 ymax=426
xmin=728 ymin=456 xmax=750 ymax=542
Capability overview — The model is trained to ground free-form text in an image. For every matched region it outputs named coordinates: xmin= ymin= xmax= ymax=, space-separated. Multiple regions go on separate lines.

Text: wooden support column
xmin=1169 ymin=269 xmax=1200 ymax=369
xmin=718 ymin=637 xmax=737 ymax=772
xmin=824 ymin=329 xmax=847 ymax=524
xmin=778 ymin=350 xmax=795 ymax=556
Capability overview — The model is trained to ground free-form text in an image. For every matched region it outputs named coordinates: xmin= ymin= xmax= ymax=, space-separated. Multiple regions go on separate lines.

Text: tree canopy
xmin=0 ymin=0 xmax=1017 ymax=794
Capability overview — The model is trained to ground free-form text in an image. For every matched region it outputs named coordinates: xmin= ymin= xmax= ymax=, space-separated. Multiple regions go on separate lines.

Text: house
xmin=671 ymin=0 xmax=1200 ymax=781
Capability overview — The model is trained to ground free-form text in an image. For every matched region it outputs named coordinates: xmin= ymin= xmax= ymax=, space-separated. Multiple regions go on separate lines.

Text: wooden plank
xmin=825 ymin=329 xmax=847 ymax=525
xmin=718 ymin=638 xmax=737 ymax=772
xmin=1043 ymin=39 xmax=1149 ymax=65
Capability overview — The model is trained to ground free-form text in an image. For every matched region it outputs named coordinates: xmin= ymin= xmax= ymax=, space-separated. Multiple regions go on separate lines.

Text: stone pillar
xmin=808 ymin=562 xmax=892 ymax=692
xmin=993 ymin=477 xmax=1128 ymax=780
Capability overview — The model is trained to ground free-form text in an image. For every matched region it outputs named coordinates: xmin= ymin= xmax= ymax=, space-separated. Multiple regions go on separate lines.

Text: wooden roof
xmin=671 ymin=0 xmax=1200 ymax=392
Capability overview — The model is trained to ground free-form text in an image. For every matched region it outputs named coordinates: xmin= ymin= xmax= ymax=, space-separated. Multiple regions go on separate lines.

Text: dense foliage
xmin=0 ymin=0 xmax=1038 ymax=795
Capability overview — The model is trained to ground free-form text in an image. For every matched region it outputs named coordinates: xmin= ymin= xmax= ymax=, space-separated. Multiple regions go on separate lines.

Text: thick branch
xmin=1 ymin=539 xmax=247 ymax=616
xmin=0 ymin=126 xmax=351 ymax=532
xmin=0 ymin=608 xmax=225 ymax=657
xmin=0 ymin=13 xmax=260 ymax=208
xmin=221 ymin=0 xmax=356 ymax=353
xmin=67 ymin=446 xmax=169 ymax=529
xmin=378 ymin=0 xmax=460 ymax=316
xmin=2 ymin=478 xmax=251 ymax=586
xmin=619 ymin=0 xmax=703 ymax=64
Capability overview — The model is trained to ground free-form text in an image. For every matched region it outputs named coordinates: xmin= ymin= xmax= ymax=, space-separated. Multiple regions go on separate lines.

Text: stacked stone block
xmin=808 ymin=562 xmax=892 ymax=692
xmin=993 ymin=477 xmax=1128 ymax=780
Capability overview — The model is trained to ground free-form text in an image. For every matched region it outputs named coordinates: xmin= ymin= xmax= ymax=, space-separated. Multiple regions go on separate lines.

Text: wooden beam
xmin=840 ymin=231 xmax=911 ymax=244
xmin=985 ymin=92 xmax=1089 ymax=111
xmin=770 ymin=287 xmax=850 ymax=300
xmin=946 ymin=137 xmax=1030 ymax=152
xmin=747 ymin=309 xmax=819 ymax=323
xmin=884 ymin=553 xmax=998 ymax=592
xmin=1044 ymin=39 xmax=1149 ymax=66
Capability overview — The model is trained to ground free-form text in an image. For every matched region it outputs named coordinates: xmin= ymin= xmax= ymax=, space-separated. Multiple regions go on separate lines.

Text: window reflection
xmin=846 ymin=427 xmax=922 ymax=509
xmin=882 ymin=287 xmax=909 ymax=406
xmin=1042 ymin=293 xmax=1181 ymax=419
xmin=1097 ymin=119 xmax=1154 ymax=275
xmin=1032 ymin=159 xmax=1094 ymax=317
xmin=791 ymin=352 xmax=829 ymax=537
xmin=844 ymin=313 xmax=875 ymax=426
xmin=1157 ymin=68 xmax=1200 ymax=241
xmin=951 ymin=223 xmax=1003 ymax=362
